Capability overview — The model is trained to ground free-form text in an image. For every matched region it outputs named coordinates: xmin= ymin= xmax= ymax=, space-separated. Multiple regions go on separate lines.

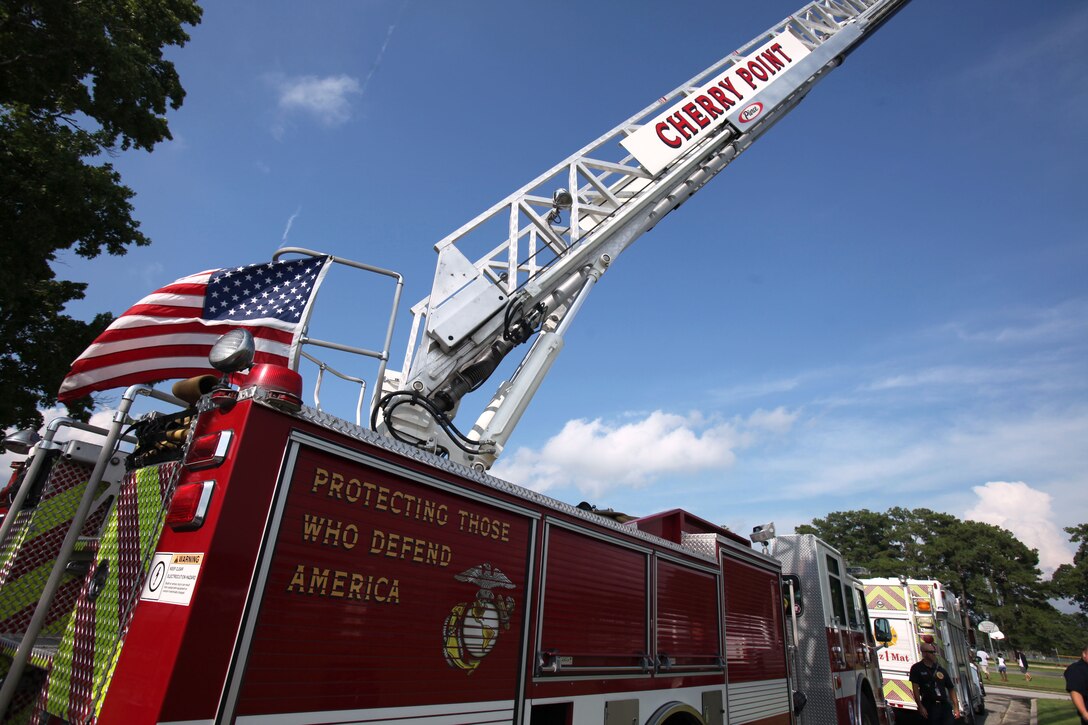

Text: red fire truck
xmin=2 ymin=397 xmax=798 ymax=724
xmin=0 ymin=0 xmax=913 ymax=722
xmin=767 ymin=534 xmax=892 ymax=725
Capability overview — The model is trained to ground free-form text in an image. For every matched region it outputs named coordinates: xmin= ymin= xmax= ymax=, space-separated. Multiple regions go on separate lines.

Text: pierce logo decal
xmin=738 ymin=102 xmax=764 ymax=123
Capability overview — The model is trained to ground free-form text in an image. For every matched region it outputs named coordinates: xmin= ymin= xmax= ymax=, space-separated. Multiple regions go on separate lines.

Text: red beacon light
xmin=244 ymin=363 xmax=304 ymax=413
xmin=206 ymin=330 xmax=302 ymax=412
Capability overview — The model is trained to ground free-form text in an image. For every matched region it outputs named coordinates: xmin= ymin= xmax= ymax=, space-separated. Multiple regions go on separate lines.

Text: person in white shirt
xmin=997 ymin=654 xmax=1008 ymax=682
xmin=977 ymin=650 xmax=991 ymax=680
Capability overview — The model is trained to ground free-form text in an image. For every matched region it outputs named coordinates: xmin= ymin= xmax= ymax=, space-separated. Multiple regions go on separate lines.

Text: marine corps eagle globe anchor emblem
xmin=443 ymin=563 xmax=516 ymax=674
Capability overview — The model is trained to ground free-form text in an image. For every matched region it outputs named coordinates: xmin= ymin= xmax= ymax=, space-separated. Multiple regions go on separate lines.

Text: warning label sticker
xmin=141 ymin=552 xmax=204 ymax=606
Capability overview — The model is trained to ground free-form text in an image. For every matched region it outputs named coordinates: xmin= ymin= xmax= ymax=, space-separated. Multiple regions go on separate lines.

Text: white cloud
xmin=2 ymin=406 xmax=125 ymax=474
xmin=492 ymin=411 xmax=744 ymax=498
xmin=281 ymin=206 xmax=302 ymax=247
xmin=272 ymin=74 xmax=361 ymax=126
xmin=709 ymin=374 xmax=808 ymax=406
xmin=945 ymin=299 xmax=1088 ymax=346
xmin=964 ymin=481 xmax=1074 ymax=575
xmin=863 ymin=365 xmax=1022 ymax=392
xmin=745 ymin=406 xmax=799 ymax=434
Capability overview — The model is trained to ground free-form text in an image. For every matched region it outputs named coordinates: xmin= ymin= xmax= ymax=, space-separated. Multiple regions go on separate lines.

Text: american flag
xmin=58 ymin=255 xmax=331 ymax=402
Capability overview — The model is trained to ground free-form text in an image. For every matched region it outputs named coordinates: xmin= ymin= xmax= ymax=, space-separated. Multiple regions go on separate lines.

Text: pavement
xmin=890 ymin=685 xmax=1068 ymax=725
xmin=978 ymin=685 xmax=1069 ymax=725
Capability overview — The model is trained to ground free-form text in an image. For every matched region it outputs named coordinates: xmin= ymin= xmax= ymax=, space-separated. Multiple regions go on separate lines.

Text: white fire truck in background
xmin=0 ymin=0 xmax=915 ymax=722
xmin=862 ymin=578 xmax=986 ymax=722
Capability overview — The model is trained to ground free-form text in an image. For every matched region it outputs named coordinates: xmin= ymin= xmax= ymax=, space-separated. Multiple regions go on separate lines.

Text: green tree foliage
xmin=1052 ymin=524 xmax=1088 ymax=614
xmin=799 ymin=508 xmax=1088 ymax=653
xmin=0 ymin=0 xmax=203 ymax=433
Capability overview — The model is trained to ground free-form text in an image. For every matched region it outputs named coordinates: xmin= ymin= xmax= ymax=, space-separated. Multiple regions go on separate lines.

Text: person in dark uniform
xmin=1065 ymin=644 xmax=1088 ymax=724
xmin=910 ymin=643 xmax=961 ymax=724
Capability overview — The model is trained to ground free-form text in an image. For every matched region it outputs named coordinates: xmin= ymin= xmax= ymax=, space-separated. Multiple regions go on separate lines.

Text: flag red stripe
xmin=58 ymin=351 xmax=291 ymax=401
xmin=87 ymin=321 xmax=294 ymax=346
xmin=65 ymin=344 xmax=264 ymax=375
xmin=120 ymin=303 xmax=204 ymax=319
xmin=58 ymin=366 xmax=229 ymax=402
xmin=152 ymin=282 xmax=208 ymax=297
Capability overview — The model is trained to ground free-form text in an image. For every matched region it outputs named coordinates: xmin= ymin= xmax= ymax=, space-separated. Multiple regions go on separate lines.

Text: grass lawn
xmin=986 ymin=671 xmax=1070 ymax=695
xmin=1036 ymin=699 xmax=1081 ymax=725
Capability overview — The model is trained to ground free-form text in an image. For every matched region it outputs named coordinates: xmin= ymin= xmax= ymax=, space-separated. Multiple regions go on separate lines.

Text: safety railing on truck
xmin=273 ymin=247 xmax=404 ymax=427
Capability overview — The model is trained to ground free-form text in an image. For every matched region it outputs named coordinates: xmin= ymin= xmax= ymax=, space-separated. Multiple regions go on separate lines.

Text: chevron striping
xmin=882 ymin=676 xmax=916 ymax=707
xmin=865 ymin=584 xmax=907 ymax=611
xmin=40 ymin=462 xmax=182 ymax=723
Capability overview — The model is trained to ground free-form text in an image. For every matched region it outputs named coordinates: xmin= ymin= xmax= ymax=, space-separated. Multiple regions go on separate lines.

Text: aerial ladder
xmin=376 ymin=0 xmax=912 ymax=470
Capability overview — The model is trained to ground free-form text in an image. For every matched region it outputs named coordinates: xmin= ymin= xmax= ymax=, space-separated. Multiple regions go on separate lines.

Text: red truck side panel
xmin=721 ymin=556 xmax=787 ymax=683
xmin=656 ymin=559 xmax=720 ymax=669
xmin=538 ymin=526 xmax=647 ymax=671
xmin=231 ymin=440 xmax=535 ymax=718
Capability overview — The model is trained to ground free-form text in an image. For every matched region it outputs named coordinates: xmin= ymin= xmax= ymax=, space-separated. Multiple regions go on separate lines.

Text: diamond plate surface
xmin=769 ymin=534 xmax=837 ymax=725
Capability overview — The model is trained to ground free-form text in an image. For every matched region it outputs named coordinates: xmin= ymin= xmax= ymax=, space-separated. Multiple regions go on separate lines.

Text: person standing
xmin=997 ymin=653 xmax=1008 ymax=682
xmin=977 ymin=649 xmax=991 ymax=680
xmin=1017 ymin=650 xmax=1032 ymax=682
xmin=910 ymin=643 xmax=961 ymax=724
xmin=1065 ymin=645 xmax=1088 ymax=724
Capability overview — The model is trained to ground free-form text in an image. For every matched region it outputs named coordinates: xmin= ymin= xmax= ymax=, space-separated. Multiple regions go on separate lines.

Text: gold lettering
xmin=425 ymin=541 xmax=439 ymax=566
xmin=457 ymin=509 xmax=511 ymax=542
xmin=362 ymin=480 xmax=377 ymax=505
xmin=308 ymin=567 xmax=329 ymax=595
xmin=305 ymin=468 xmax=454 ymax=529
xmin=311 ymin=467 xmax=328 ymax=494
xmin=329 ymin=472 xmax=344 ymax=498
xmin=302 ymin=514 xmax=324 ymax=542
xmin=285 ymin=563 xmax=398 ymax=604
xmin=349 ymin=573 xmax=364 ymax=599
xmin=288 ymin=564 xmax=307 ymax=592
xmin=331 ymin=569 xmax=347 ymax=598
xmin=322 ymin=518 xmax=342 ymax=546
xmin=402 ymin=492 xmax=417 ymax=518
xmin=370 ymin=528 xmax=386 ymax=555
xmin=344 ymin=477 xmax=362 ymax=503
xmin=369 ymin=528 xmax=451 ymax=568
xmin=384 ymin=531 xmax=400 ymax=557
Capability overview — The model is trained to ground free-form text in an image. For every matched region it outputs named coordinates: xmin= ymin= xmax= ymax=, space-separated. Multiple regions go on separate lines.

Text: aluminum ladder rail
xmin=394 ymin=0 xmax=912 ymax=466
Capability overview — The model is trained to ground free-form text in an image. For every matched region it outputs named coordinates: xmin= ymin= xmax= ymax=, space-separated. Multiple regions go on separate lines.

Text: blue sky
xmin=21 ymin=1 xmax=1088 ymax=572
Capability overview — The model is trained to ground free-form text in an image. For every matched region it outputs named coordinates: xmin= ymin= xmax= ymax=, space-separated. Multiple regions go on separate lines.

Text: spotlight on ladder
xmin=750 ymin=522 xmax=776 ymax=553
xmin=546 ymin=188 xmax=573 ymax=224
